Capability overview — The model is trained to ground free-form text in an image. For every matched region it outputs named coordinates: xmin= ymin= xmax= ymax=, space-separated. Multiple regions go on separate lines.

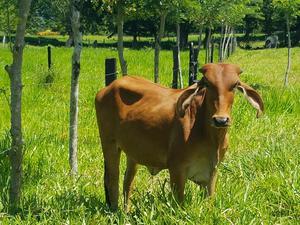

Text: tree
xmin=103 ymin=0 xmax=135 ymax=75
xmin=273 ymin=0 xmax=300 ymax=86
xmin=26 ymin=0 xmax=71 ymax=34
xmin=170 ymin=0 xmax=200 ymax=87
xmin=69 ymin=0 xmax=82 ymax=176
xmin=141 ymin=0 xmax=179 ymax=83
xmin=262 ymin=0 xmax=274 ymax=35
xmin=116 ymin=1 xmax=127 ymax=75
xmin=217 ymin=0 xmax=253 ymax=61
xmin=4 ymin=0 xmax=32 ymax=209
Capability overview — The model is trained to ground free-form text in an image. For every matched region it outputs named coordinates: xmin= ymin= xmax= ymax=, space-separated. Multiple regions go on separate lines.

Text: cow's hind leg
xmin=102 ymin=140 xmax=121 ymax=210
xmin=123 ymin=158 xmax=137 ymax=211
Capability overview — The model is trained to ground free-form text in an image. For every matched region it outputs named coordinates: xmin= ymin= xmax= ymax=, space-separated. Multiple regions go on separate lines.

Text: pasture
xmin=0 ymin=44 xmax=300 ymax=224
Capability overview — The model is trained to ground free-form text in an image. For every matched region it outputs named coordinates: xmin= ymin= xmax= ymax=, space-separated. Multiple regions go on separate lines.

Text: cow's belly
xmin=186 ymin=158 xmax=211 ymax=185
xmin=116 ymin=116 xmax=171 ymax=168
xmin=117 ymin=133 xmax=168 ymax=168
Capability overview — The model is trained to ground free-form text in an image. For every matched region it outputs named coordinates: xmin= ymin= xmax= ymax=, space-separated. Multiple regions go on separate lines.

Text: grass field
xmin=0 ymin=43 xmax=300 ymax=224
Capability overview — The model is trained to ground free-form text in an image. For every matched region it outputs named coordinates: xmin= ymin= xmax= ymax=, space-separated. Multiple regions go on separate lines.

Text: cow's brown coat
xmin=95 ymin=63 xmax=264 ymax=210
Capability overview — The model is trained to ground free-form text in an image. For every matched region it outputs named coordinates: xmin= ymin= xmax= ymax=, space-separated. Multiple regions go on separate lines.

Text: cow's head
xmin=176 ymin=63 xmax=264 ymax=128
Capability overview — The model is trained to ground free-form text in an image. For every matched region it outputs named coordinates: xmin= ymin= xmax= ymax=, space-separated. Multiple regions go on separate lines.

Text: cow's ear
xmin=237 ymin=82 xmax=264 ymax=118
xmin=176 ymin=87 xmax=205 ymax=117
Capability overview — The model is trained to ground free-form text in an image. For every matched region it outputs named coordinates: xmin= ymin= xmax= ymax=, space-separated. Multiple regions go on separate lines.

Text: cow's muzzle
xmin=212 ymin=116 xmax=230 ymax=128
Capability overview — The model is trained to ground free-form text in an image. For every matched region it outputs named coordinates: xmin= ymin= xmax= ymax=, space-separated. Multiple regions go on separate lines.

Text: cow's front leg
xmin=208 ymin=168 xmax=218 ymax=196
xmin=169 ymin=166 xmax=187 ymax=203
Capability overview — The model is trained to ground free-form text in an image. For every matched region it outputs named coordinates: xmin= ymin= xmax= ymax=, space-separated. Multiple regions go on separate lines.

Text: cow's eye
xmin=201 ymin=78 xmax=210 ymax=88
xmin=231 ymin=81 xmax=240 ymax=91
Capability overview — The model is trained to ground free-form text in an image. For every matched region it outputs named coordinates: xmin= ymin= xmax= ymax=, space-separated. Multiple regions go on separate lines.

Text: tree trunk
xmin=154 ymin=11 xmax=167 ymax=83
xmin=219 ymin=24 xmax=224 ymax=62
xmin=2 ymin=36 xmax=6 ymax=47
xmin=224 ymin=27 xmax=233 ymax=59
xmin=205 ymin=28 xmax=211 ymax=63
xmin=179 ymin=22 xmax=189 ymax=48
xmin=4 ymin=0 xmax=32 ymax=210
xmin=132 ymin=35 xmax=138 ymax=48
xmin=196 ymin=28 xmax=203 ymax=54
xmin=221 ymin=25 xmax=228 ymax=61
xmin=263 ymin=0 xmax=273 ymax=36
xmin=229 ymin=28 xmax=235 ymax=56
xmin=117 ymin=2 xmax=127 ymax=75
xmin=176 ymin=23 xmax=183 ymax=88
xmin=284 ymin=15 xmax=291 ymax=87
xmin=66 ymin=34 xmax=73 ymax=47
xmin=69 ymin=0 xmax=82 ymax=176
xmin=210 ymin=37 xmax=214 ymax=63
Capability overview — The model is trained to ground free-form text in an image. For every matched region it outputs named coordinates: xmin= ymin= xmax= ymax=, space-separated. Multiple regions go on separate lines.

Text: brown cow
xmin=95 ymin=63 xmax=264 ymax=210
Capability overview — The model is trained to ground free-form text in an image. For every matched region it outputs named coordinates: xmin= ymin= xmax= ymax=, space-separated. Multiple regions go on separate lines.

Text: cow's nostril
xmin=213 ymin=117 xmax=229 ymax=127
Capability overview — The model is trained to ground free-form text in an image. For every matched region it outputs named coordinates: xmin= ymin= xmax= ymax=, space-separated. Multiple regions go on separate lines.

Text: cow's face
xmin=176 ymin=63 xmax=264 ymax=129
xmin=200 ymin=64 xmax=241 ymax=128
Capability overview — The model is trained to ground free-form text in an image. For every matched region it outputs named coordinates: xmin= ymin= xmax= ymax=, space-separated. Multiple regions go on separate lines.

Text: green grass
xmin=0 ymin=44 xmax=300 ymax=224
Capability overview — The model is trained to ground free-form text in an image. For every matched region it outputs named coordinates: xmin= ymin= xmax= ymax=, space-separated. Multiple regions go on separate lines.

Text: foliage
xmin=0 ymin=0 xmax=17 ymax=35
xmin=273 ymin=0 xmax=300 ymax=22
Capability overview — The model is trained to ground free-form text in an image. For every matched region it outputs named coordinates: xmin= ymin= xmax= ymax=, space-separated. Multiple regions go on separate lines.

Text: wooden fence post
xmin=172 ymin=46 xmax=179 ymax=89
xmin=189 ymin=42 xmax=195 ymax=86
xmin=105 ymin=58 xmax=117 ymax=86
xmin=193 ymin=47 xmax=199 ymax=82
xmin=47 ymin=46 xmax=52 ymax=70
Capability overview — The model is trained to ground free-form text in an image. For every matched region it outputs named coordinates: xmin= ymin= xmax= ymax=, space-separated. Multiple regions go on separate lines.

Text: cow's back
xmin=95 ymin=76 xmax=182 ymax=167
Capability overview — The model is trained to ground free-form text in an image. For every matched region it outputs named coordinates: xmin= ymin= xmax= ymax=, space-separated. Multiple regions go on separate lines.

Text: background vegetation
xmin=1 ymin=0 xmax=300 ymax=224
xmin=0 ymin=43 xmax=299 ymax=224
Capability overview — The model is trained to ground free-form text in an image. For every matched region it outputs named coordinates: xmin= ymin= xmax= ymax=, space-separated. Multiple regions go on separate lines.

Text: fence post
xmin=193 ymin=47 xmax=199 ymax=82
xmin=47 ymin=46 xmax=52 ymax=70
xmin=189 ymin=42 xmax=195 ymax=86
xmin=172 ymin=46 xmax=179 ymax=89
xmin=105 ymin=58 xmax=117 ymax=86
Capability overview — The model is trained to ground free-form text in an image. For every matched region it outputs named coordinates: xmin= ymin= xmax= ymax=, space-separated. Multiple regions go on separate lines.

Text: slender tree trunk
xmin=221 ymin=25 xmax=228 ymax=61
xmin=219 ymin=24 xmax=224 ymax=62
xmin=224 ymin=27 xmax=233 ymax=59
xmin=66 ymin=34 xmax=73 ymax=47
xmin=154 ymin=11 xmax=167 ymax=83
xmin=233 ymin=36 xmax=237 ymax=53
xmin=132 ymin=35 xmax=138 ymax=48
xmin=229 ymin=28 xmax=235 ymax=55
xmin=229 ymin=34 xmax=233 ymax=56
xmin=69 ymin=0 xmax=82 ymax=176
xmin=284 ymin=15 xmax=291 ymax=87
xmin=4 ymin=0 xmax=32 ymax=210
xmin=117 ymin=2 xmax=127 ymax=75
xmin=196 ymin=28 xmax=203 ymax=54
xmin=176 ymin=23 xmax=183 ymax=88
xmin=205 ymin=28 xmax=211 ymax=63
xmin=179 ymin=22 xmax=189 ymax=48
